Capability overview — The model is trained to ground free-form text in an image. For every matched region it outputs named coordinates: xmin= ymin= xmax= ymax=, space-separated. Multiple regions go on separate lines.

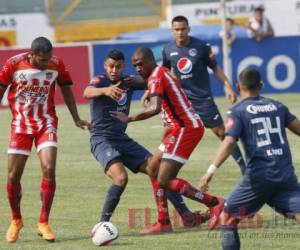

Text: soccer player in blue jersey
xmin=83 ymin=50 xmax=208 ymax=229
xmin=199 ymin=68 xmax=300 ymax=250
xmin=162 ymin=15 xmax=246 ymax=174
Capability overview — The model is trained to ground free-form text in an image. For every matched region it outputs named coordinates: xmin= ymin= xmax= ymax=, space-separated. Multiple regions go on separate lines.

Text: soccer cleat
xmin=140 ymin=222 xmax=173 ymax=235
xmin=182 ymin=210 xmax=210 ymax=228
xmin=6 ymin=219 xmax=24 ymax=243
xmin=37 ymin=222 xmax=55 ymax=242
xmin=208 ymin=197 xmax=225 ymax=230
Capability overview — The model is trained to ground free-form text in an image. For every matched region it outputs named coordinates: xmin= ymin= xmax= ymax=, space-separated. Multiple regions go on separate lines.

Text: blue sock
xmin=221 ymin=226 xmax=240 ymax=250
xmin=231 ymin=145 xmax=246 ymax=175
xmin=100 ymin=184 xmax=125 ymax=221
xmin=166 ymin=191 xmax=191 ymax=216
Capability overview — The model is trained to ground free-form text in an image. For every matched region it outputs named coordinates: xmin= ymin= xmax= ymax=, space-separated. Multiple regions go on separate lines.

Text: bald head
xmin=132 ymin=47 xmax=156 ymax=79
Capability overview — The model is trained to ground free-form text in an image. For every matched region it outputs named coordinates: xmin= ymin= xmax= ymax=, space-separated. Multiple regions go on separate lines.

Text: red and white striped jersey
xmin=148 ymin=66 xmax=202 ymax=129
xmin=0 ymin=52 xmax=72 ymax=134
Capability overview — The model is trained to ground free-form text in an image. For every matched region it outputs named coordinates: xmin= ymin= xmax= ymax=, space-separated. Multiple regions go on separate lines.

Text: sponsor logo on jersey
xmin=46 ymin=72 xmax=53 ymax=80
xmin=177 ymin=57 xmax=193 ymax=74
xmin=246 ymin=103 xmax=277 ymax=114
xmin=90 ymin=76 xmax=101 ymax=85
xmin=189 ymin=48 xmax=197 ymax=57
xmin=170 ymin=52 xmax=178 ymax=56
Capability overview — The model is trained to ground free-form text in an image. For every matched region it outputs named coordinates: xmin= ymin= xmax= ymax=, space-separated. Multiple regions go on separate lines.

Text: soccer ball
xmin=91 ymin=222 xmax=119 ymax=246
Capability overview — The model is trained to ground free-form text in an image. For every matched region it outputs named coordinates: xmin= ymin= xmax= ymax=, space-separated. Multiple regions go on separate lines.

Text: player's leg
xmin=6 ymin=132 xmax=32 ymax=243
xmin=91 ymin=140 xmax=127 ymax=222
xmin=36 ymin=127 xmax=58 ymax=241
xmin=220 ymin=178 xmax=266 ymax=250
xmin=268 ymin=179 xmax=300 ymax=224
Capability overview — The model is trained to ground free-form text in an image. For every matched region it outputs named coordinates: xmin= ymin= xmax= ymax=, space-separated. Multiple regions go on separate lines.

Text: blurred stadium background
xmin=0 ymin=1 xmax=300 ymax=249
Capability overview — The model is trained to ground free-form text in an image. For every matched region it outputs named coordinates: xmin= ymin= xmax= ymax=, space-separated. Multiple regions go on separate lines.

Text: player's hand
xmin=226 ymin=89 xmax=237 ymax=104
xmin=140 ymin=90 xmax=150 ymax=108
xmin=110 ymin=111 xmax=130 ymax=123
xmin=105 ymin=82 xmax=123 ymax=101
xmin=75 ymin=119 xmax=91 ymax=130
xmin=199 ymin=172 xmax=214 ymax=192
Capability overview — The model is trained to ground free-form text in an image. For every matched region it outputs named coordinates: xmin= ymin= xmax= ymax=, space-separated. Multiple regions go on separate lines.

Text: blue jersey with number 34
xmin=225 ymin=96 xmax=296 ymax=183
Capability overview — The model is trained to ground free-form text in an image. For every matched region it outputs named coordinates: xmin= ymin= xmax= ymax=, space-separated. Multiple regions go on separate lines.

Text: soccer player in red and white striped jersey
xmin=0 ymin=37 xmax=90 ymax=243
xmin=111 ymin=47 xmax=224 ymax=234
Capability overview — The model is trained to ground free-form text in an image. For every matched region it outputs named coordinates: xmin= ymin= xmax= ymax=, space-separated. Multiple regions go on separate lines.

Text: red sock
xmin=156 ymin=187 xmax=170 ymax=225
xmin=39 ymin=178 xmax=56 ymax=223
xmin=7 ymin=182 xmax=22 ymax=220
xmin=149 ymin=177 xmax=159 ymax=209
xmin=167 ymin=178 xmax=216 ymax=207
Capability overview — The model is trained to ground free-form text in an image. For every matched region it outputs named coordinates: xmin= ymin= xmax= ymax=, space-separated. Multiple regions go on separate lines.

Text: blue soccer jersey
xmin=162 ymin=36 xmax=217 ymax=104
xmin=89 ymin=75 xmax=134 ymax=139
xmin=225 ymin=96 xmax=296 ymax=182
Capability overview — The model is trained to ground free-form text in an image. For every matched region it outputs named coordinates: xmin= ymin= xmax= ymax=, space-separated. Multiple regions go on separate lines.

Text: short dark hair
xmin=239 ymin=67 xmax=262 ymax=91
xmin=134 ymin=47 xmax=155 ymax=62
xmin=106 ymin=49 xmax=125 ymax=61
xmin=172 ymin=15 xmax=189 ymax=25
xmin=254 ymin=5 xmax=264 ymax=12
xmin=31 ymin=37 xmax=52 ymax=54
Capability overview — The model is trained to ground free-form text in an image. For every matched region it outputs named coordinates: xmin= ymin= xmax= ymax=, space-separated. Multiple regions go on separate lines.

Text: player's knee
xmin=212 ymin=126 xmax=225 ymax=140
xmin=157 ymin=177 xmax=168 ymax=189
xmin=112 ymin=174 xmax=128 ymax=187
xmin=294 ymin=213 xmax=300 ymax=224
xmin=7 ymin=170 xmax=21 ymax=184
xmin=220 ymin=211 xmax=238 ymax=227
xmin=41 ymin=162 xmax=56 ymax=179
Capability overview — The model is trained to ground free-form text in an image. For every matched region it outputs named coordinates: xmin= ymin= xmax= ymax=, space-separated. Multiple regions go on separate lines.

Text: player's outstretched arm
xmin=60 ymin=85 xmax=90 ymax=130
xmin=111 ymin=95 xmax=162 ymax=123
xmin=199 ymin=136 xmax=236 ymax=192
xmin=83 ymin=82 xmax=123 ymax=101
xmin=123 ymin=76 xmax=147 ymax=90
xmin=0 ymin=85 xmax=7 ymax=103
xmin=287 ymin=118 xmax=300 ymax=136
xmin=213 ymin=66 xmax=237 ymax=104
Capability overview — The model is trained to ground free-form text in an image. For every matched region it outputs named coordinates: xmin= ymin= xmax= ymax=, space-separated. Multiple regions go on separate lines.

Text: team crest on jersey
xmin=46 ymin=72 xmax=53 ymax=80
xmin=117 ymin=92 xmax=127 ymax=106
xmin=177 ymin=57 xmax=193 ymax=74
xmin=188 ymin=48 xmax=197 ymax=57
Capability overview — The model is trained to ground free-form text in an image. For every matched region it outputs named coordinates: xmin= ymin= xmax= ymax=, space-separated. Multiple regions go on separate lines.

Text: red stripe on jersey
xmin=148 ymin=66 xmax=202 ymax=129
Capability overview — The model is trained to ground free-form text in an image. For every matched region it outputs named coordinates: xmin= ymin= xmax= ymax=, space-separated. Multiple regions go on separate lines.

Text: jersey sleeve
xmin=0 ymin=59 xmax=14 ymax=87
xmin=148 ymin=73 xmax=164 ymax=97
xmin=88 ymin=76 xmax=102 ymax=87
xmin=204 ymin=44 xmax=217 ymax=70
xmin=57 ymin=60 xmax=73 ymax=86
xmin=162 ymin=48 xmax=171 ymax=69
xmin=282 ymin=104 xmax=296 ymax=126
xmin=224 ymin=109 xmax=242 ymax=139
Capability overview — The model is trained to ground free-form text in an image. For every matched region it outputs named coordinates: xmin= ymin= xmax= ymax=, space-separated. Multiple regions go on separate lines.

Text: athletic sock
xmin=7 ymin=182 xmax=22 ymax=220
xmin=221 ymin=226 xmax=240 ymax=250
xmin=167 ymin=178 xmax=218 ymax=207
xmin=100 ymin=184 xmax=125 ymax=222
xmin=150 ymin=177 xmax=190 ymax=217
xmin=231 ymin=145 xmax=246 ymax=175
xmin=39 ymin=178 xmax=56 ymax=223
xmin=156 ymin=188 xmax=170 ymax=225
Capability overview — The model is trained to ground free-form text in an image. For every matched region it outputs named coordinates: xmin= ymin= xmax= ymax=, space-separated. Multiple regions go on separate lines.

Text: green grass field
xmin=0 ymin=94 xmax=300 ymax=250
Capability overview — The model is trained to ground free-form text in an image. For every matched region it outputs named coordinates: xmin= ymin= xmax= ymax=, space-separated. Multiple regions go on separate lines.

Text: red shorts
xmin=8 ymin=127 xmax=58 ymax=156
xmin=159 ymin=126 xmax=204 ymax=164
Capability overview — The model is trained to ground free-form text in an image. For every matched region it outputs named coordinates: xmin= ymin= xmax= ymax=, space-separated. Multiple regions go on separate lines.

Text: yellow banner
xmin=0 ymin=30 xmax=17 ymax=47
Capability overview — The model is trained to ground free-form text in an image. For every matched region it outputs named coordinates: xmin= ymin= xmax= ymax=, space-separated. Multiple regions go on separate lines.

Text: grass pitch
xmin=0 ymin=94 xmax=300 ymax=250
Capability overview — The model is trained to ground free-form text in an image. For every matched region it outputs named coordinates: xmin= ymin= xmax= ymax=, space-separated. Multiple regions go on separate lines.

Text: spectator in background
xmin=246 ymin=6 xmax=274 ymax=42
xmin=219 ymin=18 xmax=236 ymax=46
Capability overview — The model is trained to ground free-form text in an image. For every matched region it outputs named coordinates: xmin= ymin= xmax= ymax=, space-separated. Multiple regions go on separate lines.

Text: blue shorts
xmin=192 ymin=98 xmax=223 ymax=128
xmin=225 ymin=174 xmax=300 ymax=218
xmin=90 ymin=136 xmax=151 ymax=173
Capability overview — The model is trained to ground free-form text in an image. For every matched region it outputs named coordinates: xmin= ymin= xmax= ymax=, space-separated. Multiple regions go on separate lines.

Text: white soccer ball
xmin=91 ymin=222 xmax=119 ymax=246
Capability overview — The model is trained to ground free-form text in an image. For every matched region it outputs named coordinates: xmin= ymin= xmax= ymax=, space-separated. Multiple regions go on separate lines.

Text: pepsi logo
xmin=177 ymin=57 xmax=193 ymax=74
